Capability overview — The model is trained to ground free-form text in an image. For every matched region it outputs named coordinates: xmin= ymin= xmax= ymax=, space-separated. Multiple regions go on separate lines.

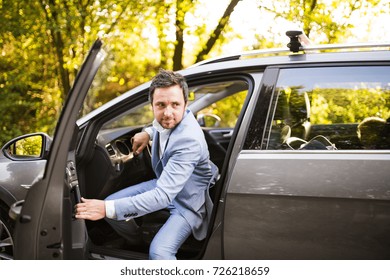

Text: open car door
xmin=12 ymin=39 xmax=106 ymax=259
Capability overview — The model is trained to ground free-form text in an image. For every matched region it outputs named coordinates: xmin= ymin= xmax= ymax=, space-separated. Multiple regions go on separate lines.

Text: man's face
xmin=152 ymin=84 xmax=187 ymax=129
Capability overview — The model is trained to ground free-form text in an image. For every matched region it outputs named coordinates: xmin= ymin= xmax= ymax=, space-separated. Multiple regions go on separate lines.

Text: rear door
xmin=13 ymin=39 xmax=106 ymax=259
xmin=223 ymin=64 xmax=390 ymax=259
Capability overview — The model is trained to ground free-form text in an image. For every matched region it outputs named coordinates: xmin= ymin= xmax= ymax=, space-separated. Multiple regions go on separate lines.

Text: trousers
xmin=105 ymin=179 xmax=192 ymax=260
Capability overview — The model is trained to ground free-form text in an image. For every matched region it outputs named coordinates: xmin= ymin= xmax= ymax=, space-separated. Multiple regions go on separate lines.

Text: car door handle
xmin=21 ymin=184 xmax=32 ymax=189
xmin=9 ymin=200 xmax=31 ymax=223
xmin=222 ymin=131 xmax=233 ymax=137
xmin=9 ymin=200 xmax=24 ymax=220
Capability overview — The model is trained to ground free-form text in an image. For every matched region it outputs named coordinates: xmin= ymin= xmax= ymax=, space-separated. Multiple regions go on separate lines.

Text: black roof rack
xmin=286 ymin=30 xmax=304 ymax=53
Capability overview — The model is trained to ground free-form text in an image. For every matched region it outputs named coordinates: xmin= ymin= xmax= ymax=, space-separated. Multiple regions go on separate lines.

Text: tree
xmin=194 ymin=0 xmax=241 ymax=63
xmin=0 ymin=0 xmax=144 ymax=145
xmin=149 ymin=0 xmax=241 ymax=70
xmin=258 ymin=0 xmax=384 ymax=43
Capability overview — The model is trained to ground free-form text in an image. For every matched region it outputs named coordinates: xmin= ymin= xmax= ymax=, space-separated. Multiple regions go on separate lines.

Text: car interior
xmin=76 ymin=79 xmax=249 ymax=259
xmin=267 ymin=67 xmax=390 ymax=151
xmin=268 ymin=88 xmax=390 ymax=151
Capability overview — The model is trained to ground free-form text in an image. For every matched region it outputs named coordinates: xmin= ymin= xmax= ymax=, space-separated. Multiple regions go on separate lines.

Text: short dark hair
xmin=149 ymin=69 xmax=189 ymax=104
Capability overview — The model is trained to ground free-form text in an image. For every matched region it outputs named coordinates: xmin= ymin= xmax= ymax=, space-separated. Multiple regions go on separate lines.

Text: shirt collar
xmin=152 ymin=119 xmax=170 ymax=134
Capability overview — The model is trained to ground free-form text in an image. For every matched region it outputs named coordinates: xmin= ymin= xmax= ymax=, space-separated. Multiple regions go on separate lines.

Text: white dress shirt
xmin=105 ymin=119 xmax=171 ymax=219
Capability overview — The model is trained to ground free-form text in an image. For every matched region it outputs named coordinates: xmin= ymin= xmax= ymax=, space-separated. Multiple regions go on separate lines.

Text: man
xmin=75 ymin=69 xmax=218 ymax=259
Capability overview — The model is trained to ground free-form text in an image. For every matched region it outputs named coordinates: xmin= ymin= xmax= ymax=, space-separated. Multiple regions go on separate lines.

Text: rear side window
xmin=264 ymin=66 xmax=390 ymax=150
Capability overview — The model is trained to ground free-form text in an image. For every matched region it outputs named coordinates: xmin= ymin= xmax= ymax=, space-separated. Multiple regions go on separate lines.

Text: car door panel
xmin=13 ymin=39 xmax=105 ymax=259
xmin=223 ymin=151 xmax=390 ymax=259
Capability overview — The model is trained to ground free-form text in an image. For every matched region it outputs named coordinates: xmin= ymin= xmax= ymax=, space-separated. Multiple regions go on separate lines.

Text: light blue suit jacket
xmin=114 ymin=109 xmax=218 ymax=240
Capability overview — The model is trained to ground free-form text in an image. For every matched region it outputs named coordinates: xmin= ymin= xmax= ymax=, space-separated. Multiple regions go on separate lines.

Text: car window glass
xmin=194 ymin=84 xmax=247 ymax=128
xmin=102 ymin=103 xmax=154 ymax=129
xmin=101 ymin=80 xmax=249 ymax=131
xmin=265 ymin=66 xmax=390 ymax=150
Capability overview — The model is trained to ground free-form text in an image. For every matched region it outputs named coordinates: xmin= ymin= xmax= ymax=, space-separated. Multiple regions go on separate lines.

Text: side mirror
xmin=1 ymin=132 xmax=52 ymax=160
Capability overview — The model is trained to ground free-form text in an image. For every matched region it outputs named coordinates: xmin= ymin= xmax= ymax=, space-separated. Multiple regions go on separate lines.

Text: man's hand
xmin=132 ymin=131 xmax=150 ymax=156
xmin=75 ymin=197 xmax=105 ymax=221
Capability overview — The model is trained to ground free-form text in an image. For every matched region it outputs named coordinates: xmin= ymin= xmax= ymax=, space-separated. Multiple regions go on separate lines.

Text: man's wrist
xmin=143 ymin=126 xmax=153 ymax=140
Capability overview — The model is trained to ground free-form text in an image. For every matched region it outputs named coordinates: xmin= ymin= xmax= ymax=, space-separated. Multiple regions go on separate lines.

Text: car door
xmin=223 ymin=65 xmax=390 ymax=259
xmin=13 ymin=39 xmax=106 ymax=259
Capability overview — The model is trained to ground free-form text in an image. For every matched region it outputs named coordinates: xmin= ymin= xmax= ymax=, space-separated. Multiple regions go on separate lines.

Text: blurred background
xmin=1 ymin=0 xmax=389 ymax=146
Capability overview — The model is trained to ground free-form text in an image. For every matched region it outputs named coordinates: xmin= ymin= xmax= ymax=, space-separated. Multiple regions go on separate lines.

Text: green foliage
xmin=198 ymin=90 xmax=247 ymax=128
xmin=310 ymin=88 xmax=390 ymax=124
xmin=14 ymin=135 xmax=43 ymax=156
xmin=261 ymin=0 xmax=384 ymax=44
xmin=0 ymin=0 xmax=159 ymax=146
xmin=0 ymin=30 xmax=61 ymax=146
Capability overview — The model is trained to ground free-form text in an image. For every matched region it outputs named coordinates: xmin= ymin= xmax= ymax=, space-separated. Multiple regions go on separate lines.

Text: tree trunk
xmin=41 ymin=0 xmax=71 ymax=101
xmin=195 ymin=0 xmax=241 ymax=63
xmin=172 ymin=0 xmax=191 ymax=70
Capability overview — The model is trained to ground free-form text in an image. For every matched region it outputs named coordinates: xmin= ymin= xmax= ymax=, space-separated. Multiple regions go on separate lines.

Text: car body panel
xmin=229 ymin=151 xmax=390 ymax=199
xmin=223 ymin=192 xmax=390 ymax=259
xmin=0 ymin=159 xmax=45 ymax=205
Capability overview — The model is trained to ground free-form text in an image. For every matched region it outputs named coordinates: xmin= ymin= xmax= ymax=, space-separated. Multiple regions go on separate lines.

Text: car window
xmin=102 ymin=103 xmax=154 ymax=129
xmin=251 ymin=66 xmax=390 ymax=150
xmin=101 ymin=80 xmax=249 ymax=131
xmin=193 ymin=82 xmax=248 ymax=128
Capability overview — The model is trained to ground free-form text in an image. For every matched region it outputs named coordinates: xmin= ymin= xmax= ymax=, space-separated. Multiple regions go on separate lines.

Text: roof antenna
xmin=286 ymin=30 xmax=311 ymax=53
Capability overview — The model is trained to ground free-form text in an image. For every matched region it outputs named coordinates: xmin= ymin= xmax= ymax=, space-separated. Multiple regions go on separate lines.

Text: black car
xmin=1 ymin=33 xmax=390 ymax=260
